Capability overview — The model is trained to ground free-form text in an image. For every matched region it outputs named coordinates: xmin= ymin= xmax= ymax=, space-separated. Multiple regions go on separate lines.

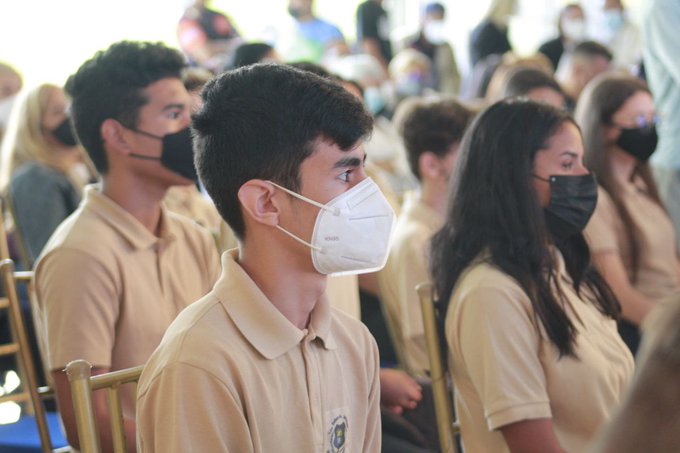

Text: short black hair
xmin=231 ymin=42 xmax=274 ymax=69
xmin=573 ymin=40 xmax=613 ymax=62
xmin=399 ymin=98 xmax=474 ymax=180
xmin=193 ymin=63 xmax=373 ymax=240
xmin=65 ymin=41 xmax=186 ymax=174
xmin=502 ymin=67 xmax=564 ymax=99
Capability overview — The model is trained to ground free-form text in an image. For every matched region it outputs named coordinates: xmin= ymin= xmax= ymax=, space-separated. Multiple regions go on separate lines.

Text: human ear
xmin=101 ymin=118 xmax=134 ymax=156
xmin=418 ymin=151 xmax=441 ymax=180
xmin=238 ymin=180 xmax=280 ymax=227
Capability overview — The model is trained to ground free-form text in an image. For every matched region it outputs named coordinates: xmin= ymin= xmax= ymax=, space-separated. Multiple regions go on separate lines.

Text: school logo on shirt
xmin=328 ymin=413 xmax=348 ymax=453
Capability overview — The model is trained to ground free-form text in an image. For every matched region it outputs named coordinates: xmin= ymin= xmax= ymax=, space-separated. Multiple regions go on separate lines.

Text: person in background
xmin=591 ymin=296 xmax=680 ymax=452
xmin=35 ymin=41 xmax=221 ymax=452
xmin=431 ymin=99 xmax=633 ymax=452
xmin=556 ymin=40 xmax=612 ymax=111
xmin=469 ymin=0 xmax=515 ymax=68
xmin=482 ymin=53 xmax=554 ymax=105
xmin=0 ymin=83 xmax=95 ymax=265
xmin=0 ymin=62 xmax=23 ymax=144
xmin=593 ymin=0 xmax=642 ymax=73
xmin=578 ymin=74 xmax=679 ymax=355
xmin=177 ymin=0 xmax=242 ymax=72
xmin=356 ymin=0 xmax=392 ymax=71
xmin=498 ymin=66 xmax=566 ymax=109
xmin=379 ymin=97 xmax=474 ymax=377
xmin=163 ymin=67 xmax=223 ymax=238
xmin=280 ymin=0 xmax=348 ymax=64
xmin=538 ymin=3 xmax=587 ymax=71
xmin=409 ymin=2 xmax=461 ymax=96
xmin=643 ymin=0 xmax=680 ymax=254
xmin=137 ymin=63 xmax=385 ymax=452
xmin=230 ymin=42 xmax=281 ymax=70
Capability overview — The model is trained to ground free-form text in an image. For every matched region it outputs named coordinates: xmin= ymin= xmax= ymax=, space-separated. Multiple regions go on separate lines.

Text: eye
xmin=338 ymin=170 xmax=351 ymax=182
xmin=168 ymin=111 xmax=181 ymax=120
xmin=561 ymin=160 xmax=574 ymax=170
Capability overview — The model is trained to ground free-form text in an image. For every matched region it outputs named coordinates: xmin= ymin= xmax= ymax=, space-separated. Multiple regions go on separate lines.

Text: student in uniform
xmin=379 ymin=97 xmax=474 ymax=376
xmin=136 ymin=64 xmax=391 ymax=452
xmin=430 ymin=99 xmax=633 ymax=452
xmin=34 ymin=41 xmax=221 ymax=452
xmin=577 ymin=73 xmax=680 ymax=355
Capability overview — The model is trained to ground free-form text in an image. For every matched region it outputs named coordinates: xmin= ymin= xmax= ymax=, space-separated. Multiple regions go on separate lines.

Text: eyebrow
xmin=560 ymin=151 xmax=579 ymax=158
xmin=333 ymin=154 xmax=366 ymax=169
xmin=162 ymin=103 xmax=185 ymax=112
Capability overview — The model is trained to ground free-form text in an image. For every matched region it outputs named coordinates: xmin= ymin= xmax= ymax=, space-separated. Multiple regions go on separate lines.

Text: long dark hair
xmin=430 ymin=99 xmax=619 ymax=357
xmin=576 ymin=74 xmax=663 ymax=281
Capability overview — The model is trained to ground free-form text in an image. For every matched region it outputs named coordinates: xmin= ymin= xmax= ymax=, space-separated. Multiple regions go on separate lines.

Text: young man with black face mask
xmin=34 ymin=41 xmax=220 ymax=452
xmin=136 ymin=64 xmax=389 ymax=452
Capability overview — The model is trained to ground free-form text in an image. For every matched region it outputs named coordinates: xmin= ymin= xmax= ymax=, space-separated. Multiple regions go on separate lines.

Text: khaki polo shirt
xmin=585 ymin=184 xmax=680 ymax=302
xmin=327 ymin=274 xmax=361 ymax=320
xmin=136 ymin=250 xmax=382 ymax=453
xmin=446 ymin=252 xmax=633 ymax=453
xmin=35 ymin=185 xmax=220 ymax=418
xmin=377 ymin=193 xmax=443 ymax=375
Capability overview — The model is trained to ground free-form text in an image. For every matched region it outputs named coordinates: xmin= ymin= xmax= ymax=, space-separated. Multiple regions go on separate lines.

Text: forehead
xmin=544 ymin=122 xmax=582 ymax=152
xmin=615 ymin=90 xmax=653 ymax=115
xmin=302 ymin=138 xmax=364 ymax=168
xmin=140 ymin=77 xmax=188 ymax=107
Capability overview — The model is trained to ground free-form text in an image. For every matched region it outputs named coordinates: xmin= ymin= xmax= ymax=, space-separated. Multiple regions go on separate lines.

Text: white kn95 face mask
xmin=269 ymin=177 xmax=396 ymax=276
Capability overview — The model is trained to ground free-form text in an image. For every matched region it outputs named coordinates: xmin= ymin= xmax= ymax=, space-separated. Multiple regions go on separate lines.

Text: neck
xmin=609 ymin=146 xmax=638 ymax=185
xmin=101 ymin=173 xmax=167 ymax=235
xmin=419 ymin=180 xmax=448 ymax=216
xmin=238 ymin=229 xmax=326 ymax=329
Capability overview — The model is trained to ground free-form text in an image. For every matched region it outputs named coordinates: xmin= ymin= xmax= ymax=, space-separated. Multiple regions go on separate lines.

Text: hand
xmin=380 ymin=368 xmax=422 ymax=415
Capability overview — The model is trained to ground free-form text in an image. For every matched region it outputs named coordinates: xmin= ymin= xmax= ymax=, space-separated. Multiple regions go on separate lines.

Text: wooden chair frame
xmin=66 ymin=360 xmax=144 ymax=453
xmin=416 ymin=282 xmax=460 ymax=453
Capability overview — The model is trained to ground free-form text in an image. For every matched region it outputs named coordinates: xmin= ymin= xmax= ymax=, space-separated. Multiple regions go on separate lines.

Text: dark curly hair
xmin=65 ymin=41 xmax=186 ymax=174
xmin=193 ymin=63 xmax=373 ymax=240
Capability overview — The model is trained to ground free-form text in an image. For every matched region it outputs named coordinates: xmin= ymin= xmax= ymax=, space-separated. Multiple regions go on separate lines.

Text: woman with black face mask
xmin=577 ymin=74 xmax=679 ymax=356
xmin=0 ymin=83 xmax=96 ymax=266
xmin=430 ymin=99 xmax=632 ymax=453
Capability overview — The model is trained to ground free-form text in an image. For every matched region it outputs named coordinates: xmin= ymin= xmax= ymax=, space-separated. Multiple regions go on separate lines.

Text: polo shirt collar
xmin=83 ymin=185 xmax=177 ymax=250
xmin=215 ymin=250 xmax=337 ymax=360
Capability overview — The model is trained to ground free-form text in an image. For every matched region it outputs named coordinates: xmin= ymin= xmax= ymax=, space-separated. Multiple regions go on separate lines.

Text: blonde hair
xmin=0 ymin=84 xmax=84 ymax=191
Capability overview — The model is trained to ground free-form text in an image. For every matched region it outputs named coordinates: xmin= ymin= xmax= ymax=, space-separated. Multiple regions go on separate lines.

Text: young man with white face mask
xmin=136 ymin=64 xmax=391 ymax=452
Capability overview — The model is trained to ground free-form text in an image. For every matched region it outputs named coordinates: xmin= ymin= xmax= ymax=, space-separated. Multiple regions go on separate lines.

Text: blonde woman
xmin=0 ymin=83 xmax=95 ymax=265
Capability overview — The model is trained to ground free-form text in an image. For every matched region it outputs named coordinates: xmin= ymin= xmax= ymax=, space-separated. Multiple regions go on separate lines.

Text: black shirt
xmin=356 ymin=0 xmax=393 ymax=62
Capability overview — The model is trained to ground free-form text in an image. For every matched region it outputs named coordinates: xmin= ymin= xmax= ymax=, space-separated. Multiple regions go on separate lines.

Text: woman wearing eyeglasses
xmin=577 ymin=73 xmax=679 ymax=355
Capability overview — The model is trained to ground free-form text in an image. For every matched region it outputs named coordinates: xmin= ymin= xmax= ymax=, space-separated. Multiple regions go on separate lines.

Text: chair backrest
xmin=416 ymin=282 xmax=459 ymax=453
xmin=65 ymin=360 xmax=144 ymax=453
xmin=0 ymin=258 xmax=54 ymax=452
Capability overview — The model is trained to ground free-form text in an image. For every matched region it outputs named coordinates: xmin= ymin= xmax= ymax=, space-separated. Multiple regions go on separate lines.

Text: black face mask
xmin=536 ymin=174 xmax=598 ymax=242
xmin=128 ymin=127 xmax=198 ymax=182
xmin=52 ymin=117 xmax=78 ymax=147
xmin=287 ymin=6 xmax=307 ymax=19
xmin=616 ymin=125 xmax=658 ymax=163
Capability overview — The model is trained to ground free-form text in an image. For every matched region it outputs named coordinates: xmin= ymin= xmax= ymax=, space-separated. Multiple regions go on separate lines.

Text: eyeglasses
xmin=611 ymin=113 xmax=661 ymax=129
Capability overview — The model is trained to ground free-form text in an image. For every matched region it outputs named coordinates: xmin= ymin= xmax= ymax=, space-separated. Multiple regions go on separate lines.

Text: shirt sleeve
xmin=644 ymin=0 xmax=680 ymax=86
xmin=452 ymin=279 xmax=551 ymax=430
xmin=584 ymin=189 xmax=621 ymax=254
xmin=136 ymin=363 xmax=253 ymax=453
xmin=35 ymin=248 xmax=119 ymax=370
xmin=363 ymin=329 xmax=382 ymax=452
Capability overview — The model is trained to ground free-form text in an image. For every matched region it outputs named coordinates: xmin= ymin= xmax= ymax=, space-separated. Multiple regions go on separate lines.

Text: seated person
xmin=379 ymin=97 xmax=474 ymax=376
xmin=556 ymin=40 xmax=612 ymax=111
xmin=591 ymin=296 xmax=680 ymax=452
xmin=177 ymin=0 xmax=242 ymax=71
xmin=136 ymin=64 xmax=391 ymax=451
xmin=34 ymin=41 xmax=221 ymax=452
xmin=0 ymin=83 xmax=96 ymax=266
xmin=578 ymin=74 xmax=679 ymax=354
xmin=431 ymin=99 xmax=633 ymax=451
xmin=499 ymin=66 xmax=566 ymax=109
xmin=538 ymin=3 xmax=587 ymax=71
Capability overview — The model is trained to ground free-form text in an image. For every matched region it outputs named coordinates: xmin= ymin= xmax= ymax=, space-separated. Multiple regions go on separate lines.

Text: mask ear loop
xmin=267 ymin=180 xmax=330 ymax=252
xmin=267 ymin=181 xmax=341 ymax=215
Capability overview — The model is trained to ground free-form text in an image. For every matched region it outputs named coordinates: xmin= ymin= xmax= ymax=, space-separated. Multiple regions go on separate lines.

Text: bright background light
xmin=0 ymin=0 xmax=649 ymax=92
